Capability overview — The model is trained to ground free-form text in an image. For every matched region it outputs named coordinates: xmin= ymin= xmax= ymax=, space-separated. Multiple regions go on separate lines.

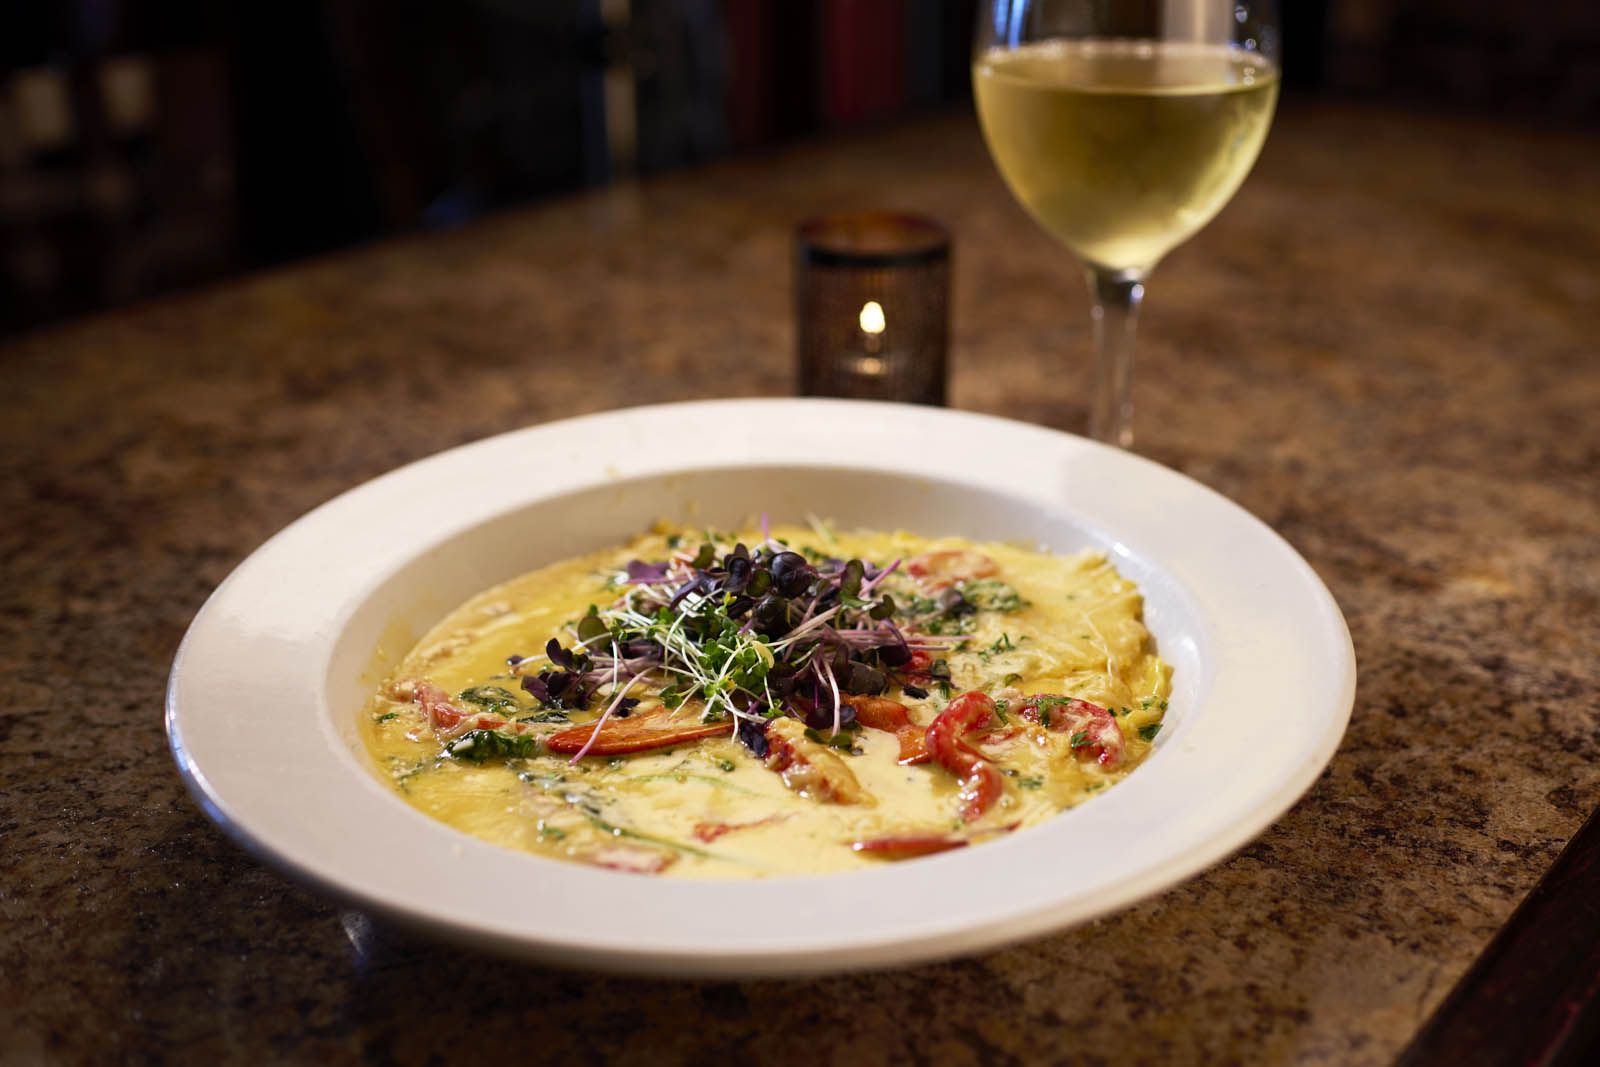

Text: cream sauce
xmin=360 ymin=524 xmax=1171 ymax=877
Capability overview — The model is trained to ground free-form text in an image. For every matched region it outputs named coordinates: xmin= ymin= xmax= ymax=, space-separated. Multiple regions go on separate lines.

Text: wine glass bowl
xmin=973 ymin=1 xmax=1280 ymax=447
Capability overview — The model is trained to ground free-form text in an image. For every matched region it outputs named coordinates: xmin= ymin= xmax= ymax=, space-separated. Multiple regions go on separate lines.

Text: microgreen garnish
xmin=507 ymin=529 xmax=964 ymax=760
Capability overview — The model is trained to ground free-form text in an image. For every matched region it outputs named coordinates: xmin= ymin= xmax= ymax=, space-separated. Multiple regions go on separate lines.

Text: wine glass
xmin=973 ymin=0 xmax=1280 ymax=448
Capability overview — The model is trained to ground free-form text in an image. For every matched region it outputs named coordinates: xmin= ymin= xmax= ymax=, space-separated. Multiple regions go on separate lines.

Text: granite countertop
xmin=2 ymin=103 xmax=1596 ymax=1065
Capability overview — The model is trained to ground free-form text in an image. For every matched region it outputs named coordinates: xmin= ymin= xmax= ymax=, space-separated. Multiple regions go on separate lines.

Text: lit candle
xmin=856 ymin=300 xmax=887 ymax=375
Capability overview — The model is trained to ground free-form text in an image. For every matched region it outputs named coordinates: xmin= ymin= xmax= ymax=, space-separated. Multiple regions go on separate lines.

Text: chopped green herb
xmin=1139 ymin=723 xmax=1163 ymax=742
xmin=445 ymin=729 xmax=537 ymax=763
xmin=979 ymin=633 xmax=1015 ymax=659
xmin=389 ymin=756 xmax=434 ymax=789
xmin=717 ymin=758 xmax=736 ymax=772
xmin=374 ymin=711 xmax=400 ymax=723
xmin=959 ymin=579 xmax=1027 ymax=612
xmin=458 ymin=686 xmax=522 ymax=714
xmin=1069 ymin=729 xmax=1092 ymax=749
xmin=1001 ymin=672 xmax=1023 ymax=687
xmin=1017 ymin=775 xmax=1044 ymax=790
xmin=516 ymin=709 xmax=571 ymax=724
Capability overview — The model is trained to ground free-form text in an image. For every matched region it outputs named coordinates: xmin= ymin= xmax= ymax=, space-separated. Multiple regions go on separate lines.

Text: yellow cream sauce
xmin=360 ymin=524 xmax=1171 ymax=877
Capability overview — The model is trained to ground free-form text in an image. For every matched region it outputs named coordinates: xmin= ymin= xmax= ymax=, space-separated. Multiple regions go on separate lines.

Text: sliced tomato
xmin=843 ymin=695 xmax=929 ymax=765
xmin=545 ymin=704 xmax=733 ymax=755
xmin=905 ymin=549 xmax=999 ymax=590
xmin=924 ymin=691 xmax=1005 ymax=822
xmin=1015 ymin=695 xmax=1125 ymax=767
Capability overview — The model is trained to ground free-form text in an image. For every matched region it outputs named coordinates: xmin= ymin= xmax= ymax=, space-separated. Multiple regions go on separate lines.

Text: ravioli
xmin=360 ymin=523 xmax=1172 ymax=877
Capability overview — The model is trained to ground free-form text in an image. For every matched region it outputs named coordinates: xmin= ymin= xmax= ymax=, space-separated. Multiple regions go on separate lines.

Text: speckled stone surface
xmin=2 ymin=103 xmax=1597 ymax=1066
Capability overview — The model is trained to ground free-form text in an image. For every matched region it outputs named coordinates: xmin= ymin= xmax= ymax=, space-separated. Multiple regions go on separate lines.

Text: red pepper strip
xmin=850 ymin=833 xmax=969 ymax=860
xmin=1015 ymin=695 xmax=1125 ymax=767
xmin=409 ymin=680 xmax=467 ymax=731
xmin=692 ymin=814 xmax=788 ymax=844
xmin=545 ymin=704 xmax=733 ymax=755
xmin=851 ymin=821 xmax=1022 ymax=861
xmin=924 ymin=691 xmax=1005 ymax=822
xmin=975 ymin=725 xmax=1022 ymax=746
xmin=576 ymin=843 xmax=677 ymax=874
xmin=904 ymin=549 xmax=999 ymax=590
xmin=844 ymin=696 xmax=930 ymax=765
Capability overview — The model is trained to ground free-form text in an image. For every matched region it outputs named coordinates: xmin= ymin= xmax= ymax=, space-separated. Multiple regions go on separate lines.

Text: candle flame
xmin=858 ymin=300 xmax=886 ymax=336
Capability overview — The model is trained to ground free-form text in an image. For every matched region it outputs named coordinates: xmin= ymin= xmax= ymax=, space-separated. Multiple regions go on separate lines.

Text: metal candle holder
xmin=795 ymin=212 xmax=950 ymax=406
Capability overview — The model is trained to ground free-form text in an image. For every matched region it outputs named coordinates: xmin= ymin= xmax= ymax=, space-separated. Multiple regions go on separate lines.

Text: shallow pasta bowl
xmin=166 ymin=398 xmax=1355 ymax=976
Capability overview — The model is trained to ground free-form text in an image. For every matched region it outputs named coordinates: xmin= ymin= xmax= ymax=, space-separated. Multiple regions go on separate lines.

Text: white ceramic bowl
xmin=167 ymin=398 xmax=1355 ymax=976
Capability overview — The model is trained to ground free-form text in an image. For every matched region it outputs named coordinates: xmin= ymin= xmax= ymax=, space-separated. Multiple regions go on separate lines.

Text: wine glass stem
xmin=1085 ymin=267 xmax=1146 ymax=449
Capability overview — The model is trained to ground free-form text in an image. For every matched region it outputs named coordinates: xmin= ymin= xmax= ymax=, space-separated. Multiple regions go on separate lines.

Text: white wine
xmin=974 ymin=40 xmax=1278 ymax=272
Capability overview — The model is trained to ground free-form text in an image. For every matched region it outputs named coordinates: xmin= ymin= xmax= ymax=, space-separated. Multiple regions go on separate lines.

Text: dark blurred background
xmin=1 ymin=0 xmax=1596 ymax=337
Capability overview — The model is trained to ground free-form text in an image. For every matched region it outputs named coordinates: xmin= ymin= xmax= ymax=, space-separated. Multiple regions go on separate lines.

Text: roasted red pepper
xmin=843 ymin=695 xmax=929 ymax=765
xmin=905 ymin=549 xmax=999 ymax=590
xmin=924 ymin=690 xmax=1004 ymax=822
xmin=545 ymin=704 xmax=734 ymax=755
xmin=851 ymin=821 xmax=1020 ymax=860
xmin=404 ymin=680 xmax=462 ymax=730
xmin=1015 ymin=695 xmax=1125 ymax=767
xmin=692 ymin=815 xmax=787 ymax=843
xmin=849 ymin=833 xmax=969 ymax=859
